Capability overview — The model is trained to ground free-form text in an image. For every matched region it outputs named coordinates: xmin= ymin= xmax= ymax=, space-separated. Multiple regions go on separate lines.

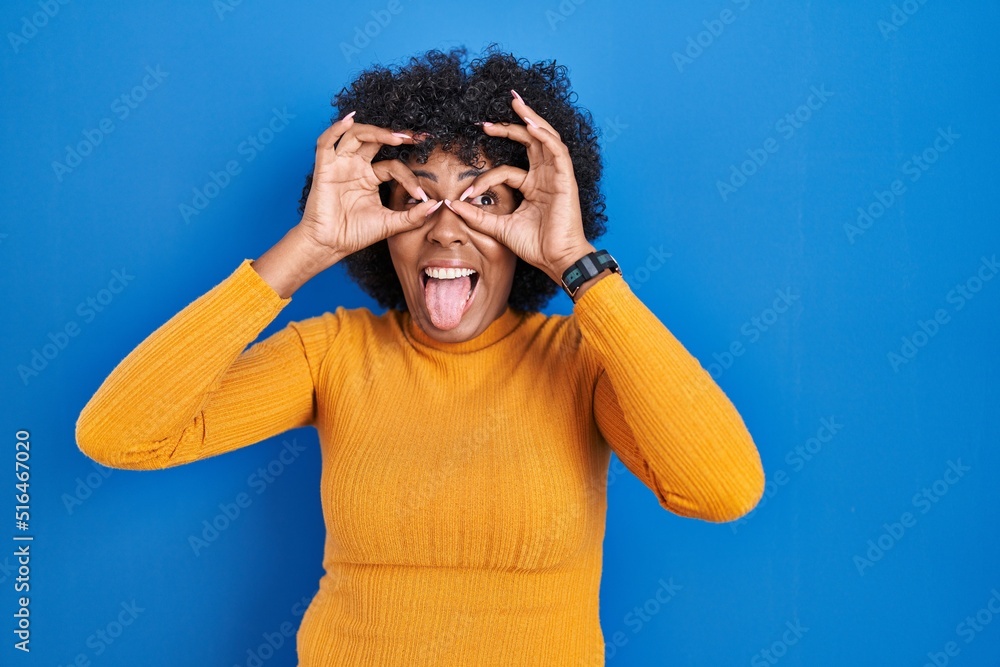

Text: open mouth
xmin=420 ymin=267 xmax=480 ymax=330
xmin=420 ymin=267 xmax=479 ymax=295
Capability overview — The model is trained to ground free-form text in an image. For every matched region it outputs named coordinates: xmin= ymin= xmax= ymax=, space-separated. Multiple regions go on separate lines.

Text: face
xmin=386 ymin=147 xmax=519 ymax=344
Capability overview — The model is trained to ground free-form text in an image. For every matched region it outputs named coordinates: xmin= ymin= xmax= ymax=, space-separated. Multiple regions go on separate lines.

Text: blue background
xmin=2 ymin=1 xmax=998 ymax=665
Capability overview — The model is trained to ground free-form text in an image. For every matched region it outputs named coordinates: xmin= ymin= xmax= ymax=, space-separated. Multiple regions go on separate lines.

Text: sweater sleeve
xmin=574 ymin=272 xmax=765 ymax=523
xmin=75 ymin=258 xmax=337 ymax=471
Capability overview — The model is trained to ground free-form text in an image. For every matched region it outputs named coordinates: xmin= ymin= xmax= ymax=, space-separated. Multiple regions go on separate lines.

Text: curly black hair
xmin=297 ymin=42 xmax=608 ymax=313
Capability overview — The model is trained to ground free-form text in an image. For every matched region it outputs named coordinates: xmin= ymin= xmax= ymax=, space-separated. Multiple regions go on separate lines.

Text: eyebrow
xmin=409 ymin=168 xmax=483 ymax=183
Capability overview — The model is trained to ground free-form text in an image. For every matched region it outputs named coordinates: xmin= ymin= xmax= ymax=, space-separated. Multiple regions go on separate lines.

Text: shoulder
xmin=284 ymin=305 xmax=402 ymax=353
xmin=518 ymin=309 xmax=590 ymax=361
xmin=528 ymin=309 xmax=605 ymax=380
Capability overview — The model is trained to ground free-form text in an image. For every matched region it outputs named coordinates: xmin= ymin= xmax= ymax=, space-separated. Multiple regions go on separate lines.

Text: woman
xmin=75 ymin=45 xmax=765 ymax=666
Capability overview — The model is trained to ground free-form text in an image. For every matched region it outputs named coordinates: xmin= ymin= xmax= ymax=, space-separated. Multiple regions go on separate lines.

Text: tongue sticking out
xmin=424 ymin=275 xmax=472 ymax=330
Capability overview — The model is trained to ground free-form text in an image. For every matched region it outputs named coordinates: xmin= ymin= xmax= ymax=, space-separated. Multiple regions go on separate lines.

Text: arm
xmin=79 ymin=113 xmax=433 ymax=470
xmin=574 ymin=271 xmax=765 ymax=523
xmin=75 ymin=228 xmax=344 ymax=470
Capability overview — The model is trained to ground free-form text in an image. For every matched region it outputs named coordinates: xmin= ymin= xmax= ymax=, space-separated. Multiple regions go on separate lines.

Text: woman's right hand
xmin=297 ymin=112 xmax=440 ymax=258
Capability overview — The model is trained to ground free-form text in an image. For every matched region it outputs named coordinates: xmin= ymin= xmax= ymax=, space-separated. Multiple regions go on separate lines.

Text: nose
xmin=425 ymin=201 xmax=470 ymax=246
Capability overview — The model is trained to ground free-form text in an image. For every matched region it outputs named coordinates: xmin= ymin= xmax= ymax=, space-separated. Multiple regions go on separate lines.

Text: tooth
xmin=423 ymin=267 xmax=479 ymax=279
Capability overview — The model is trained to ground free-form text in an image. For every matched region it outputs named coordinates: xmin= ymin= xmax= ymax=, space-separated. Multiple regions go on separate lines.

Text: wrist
xmin=548 ymin=242 xmax=597 ymax=284
xmin=291 ymin=224 xmax=347 ymax=268
xmin=550 ymin=244 xmax=622 ymax=303
xmin=570 ymin=268 xmax=613 ymax=303
xmin=251 ymin=225 xmax=344 ymax=299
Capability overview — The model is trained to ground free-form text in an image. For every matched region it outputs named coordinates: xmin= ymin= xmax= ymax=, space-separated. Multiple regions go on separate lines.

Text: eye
xmin=471 ymin=189 xmax=500 ymax=207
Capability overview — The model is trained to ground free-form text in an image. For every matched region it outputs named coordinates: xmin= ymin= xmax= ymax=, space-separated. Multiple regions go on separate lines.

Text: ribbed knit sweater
xmin=75 ymin=258 xmax=765 ymax=666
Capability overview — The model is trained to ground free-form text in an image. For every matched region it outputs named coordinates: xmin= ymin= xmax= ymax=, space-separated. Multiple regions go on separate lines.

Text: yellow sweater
xmin=75 ymin=258 xmax=764 ymax=666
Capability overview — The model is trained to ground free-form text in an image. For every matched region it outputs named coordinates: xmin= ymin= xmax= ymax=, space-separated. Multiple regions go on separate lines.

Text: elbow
xmin=75 ymin=416 xmax=112 ymax=468
xmin=75 ymin=417 xmax=174 ymax=472
xmin=75 ymin=404 xmax=122 ymax=469
xmin=659 ymin=452 xmax=765 ymax=523
xmin=75 ymin=422 xmax=130 ymax=470
xmin=702 ymin=459 xmax=766 ymax=524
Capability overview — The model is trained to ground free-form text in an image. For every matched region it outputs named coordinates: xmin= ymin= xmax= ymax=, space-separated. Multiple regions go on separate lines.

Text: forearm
xmin=576 ymin=274 xmax=765 ymax=521
xmin=251 ymin=224 xmax=345 ymax=299
xmin=75 ymin=259 xmax=300 ymax=469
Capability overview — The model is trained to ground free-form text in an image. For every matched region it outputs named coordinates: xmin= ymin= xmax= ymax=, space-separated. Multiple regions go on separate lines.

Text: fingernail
xmin=525 ymin=117 xmax=539 ymax=128
xmin=392 ymin=132 xmax=412 ymax=139
xmin=459 ymin=186 xmax=473 ymax=202
xmin=443 ymin=199 xmax=456 ymax=212
xmin=343 ymin=110 xmax=357 ymax=120
xmin=416 ymin=187 xmax=428 ymax=202
xmin=511 ymin=89 xmax=523 ymax=104
xmin=481 ymin=121 xmax=493 ymax=128
xmin=425 ymin=200 xmax=444 ymax=217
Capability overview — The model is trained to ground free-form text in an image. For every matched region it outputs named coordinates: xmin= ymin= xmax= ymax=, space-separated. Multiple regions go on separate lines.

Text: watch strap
xmin=560 ymin=249 xmax=621 ymax=300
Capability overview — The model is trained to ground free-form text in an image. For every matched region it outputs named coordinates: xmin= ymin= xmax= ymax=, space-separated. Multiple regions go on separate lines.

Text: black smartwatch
xmin=560 ymin=249 xmax=621 ymax=301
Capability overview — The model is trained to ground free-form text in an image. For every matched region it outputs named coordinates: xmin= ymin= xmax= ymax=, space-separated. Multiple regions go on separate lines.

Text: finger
xmin=488 ymin=119 xmax=570 ymax=165
xmin=442 ymin=197 xmax=510 ymax=246
xmin=456 ymin=165 xmax=529 ymax=202
xmin=382 ymin=198 xmax=442 ymax=237
xmin=481 ymin=121 xmax=573 ymax=181
xmin=336 ymin=122 xmax=415 ymax=158
xmin=315 ymin=111 xmax=356 ymax=164
xmin=509 ymin=90 xmax=562 ymax=140
xmin=480 ymin=122 xmax=546 ymax=167
xmin=371 ymin=159 xmax=430 ymax=204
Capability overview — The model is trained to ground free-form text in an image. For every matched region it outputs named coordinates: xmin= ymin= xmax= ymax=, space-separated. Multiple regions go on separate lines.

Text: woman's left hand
xmin=443 ymin=91 xmax=596 ymax=285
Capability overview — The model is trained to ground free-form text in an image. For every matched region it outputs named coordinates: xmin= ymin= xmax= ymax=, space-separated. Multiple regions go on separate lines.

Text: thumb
xmin=445 ymin=198 xmax=508 ymax=246
xmin=383 ymin=199 xmax=441 ymax=235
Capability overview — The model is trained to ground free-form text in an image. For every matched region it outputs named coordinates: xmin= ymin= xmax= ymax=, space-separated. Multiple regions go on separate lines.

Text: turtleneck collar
xmin=402 ymin=305 xmax=525 ymax=353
